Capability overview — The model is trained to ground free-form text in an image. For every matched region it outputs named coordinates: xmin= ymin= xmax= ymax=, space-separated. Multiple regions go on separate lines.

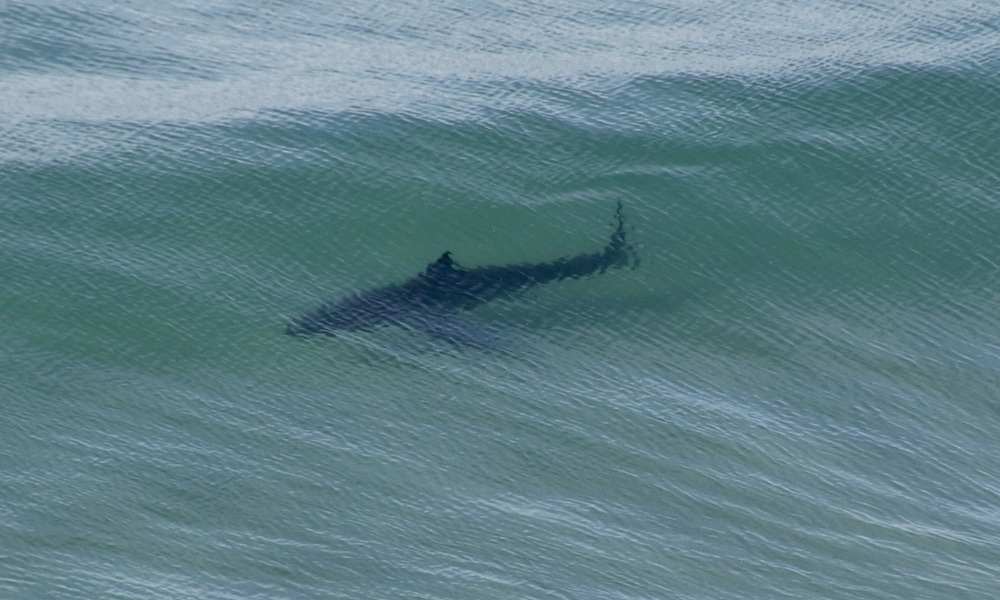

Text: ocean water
xmin=3 ymin=1 xmax=1000 ymax=598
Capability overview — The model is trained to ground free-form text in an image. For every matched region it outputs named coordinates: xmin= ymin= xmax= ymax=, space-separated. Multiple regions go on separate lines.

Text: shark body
xmin=286 ymin=203 xmax=636 ymax=338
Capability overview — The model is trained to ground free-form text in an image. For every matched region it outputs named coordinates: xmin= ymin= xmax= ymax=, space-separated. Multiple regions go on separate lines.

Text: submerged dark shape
xmin=286 ymin=202 xmax=637 ymax=338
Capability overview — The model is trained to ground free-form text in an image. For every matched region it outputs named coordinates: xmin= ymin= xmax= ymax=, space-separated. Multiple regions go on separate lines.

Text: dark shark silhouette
xmin=286 ymin=203 xmax=637 ymax=338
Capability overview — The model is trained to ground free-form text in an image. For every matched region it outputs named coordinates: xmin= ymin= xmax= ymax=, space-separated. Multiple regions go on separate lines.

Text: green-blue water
xmin=3 ymin=2 xmax=1000 ymax=598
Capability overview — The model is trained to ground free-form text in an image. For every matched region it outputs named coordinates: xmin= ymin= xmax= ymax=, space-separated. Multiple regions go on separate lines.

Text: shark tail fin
xmin=608 ymin=201 xmax=639 ymax=268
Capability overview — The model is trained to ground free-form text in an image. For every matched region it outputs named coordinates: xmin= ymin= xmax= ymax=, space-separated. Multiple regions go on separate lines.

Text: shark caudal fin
xmin=607 ymin=201 xmax=638 ymax=268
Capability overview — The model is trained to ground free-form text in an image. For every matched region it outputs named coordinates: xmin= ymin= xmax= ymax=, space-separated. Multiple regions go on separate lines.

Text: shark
xmin=286 ymin=202 xmax=637 ymax=339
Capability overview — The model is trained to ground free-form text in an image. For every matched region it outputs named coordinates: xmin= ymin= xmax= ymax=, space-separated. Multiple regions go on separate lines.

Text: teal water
xmin=3 ymin=1 xmax=1000 ymax=598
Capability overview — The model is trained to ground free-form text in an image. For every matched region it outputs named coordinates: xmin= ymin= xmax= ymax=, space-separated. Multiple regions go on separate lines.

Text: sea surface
xmin=3 ymin=1 xmax=1000 ymax=598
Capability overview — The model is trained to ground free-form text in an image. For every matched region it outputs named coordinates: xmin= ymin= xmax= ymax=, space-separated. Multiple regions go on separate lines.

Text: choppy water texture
xmin=3 ymin=1 xmax=1000 ymax=598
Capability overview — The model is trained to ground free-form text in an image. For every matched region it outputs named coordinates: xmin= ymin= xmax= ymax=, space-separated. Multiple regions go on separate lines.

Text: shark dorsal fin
xmin=435 ymin=251 xmax=454 ymax=267
xmin=425 ymin=251 xmax=456 ymax=277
